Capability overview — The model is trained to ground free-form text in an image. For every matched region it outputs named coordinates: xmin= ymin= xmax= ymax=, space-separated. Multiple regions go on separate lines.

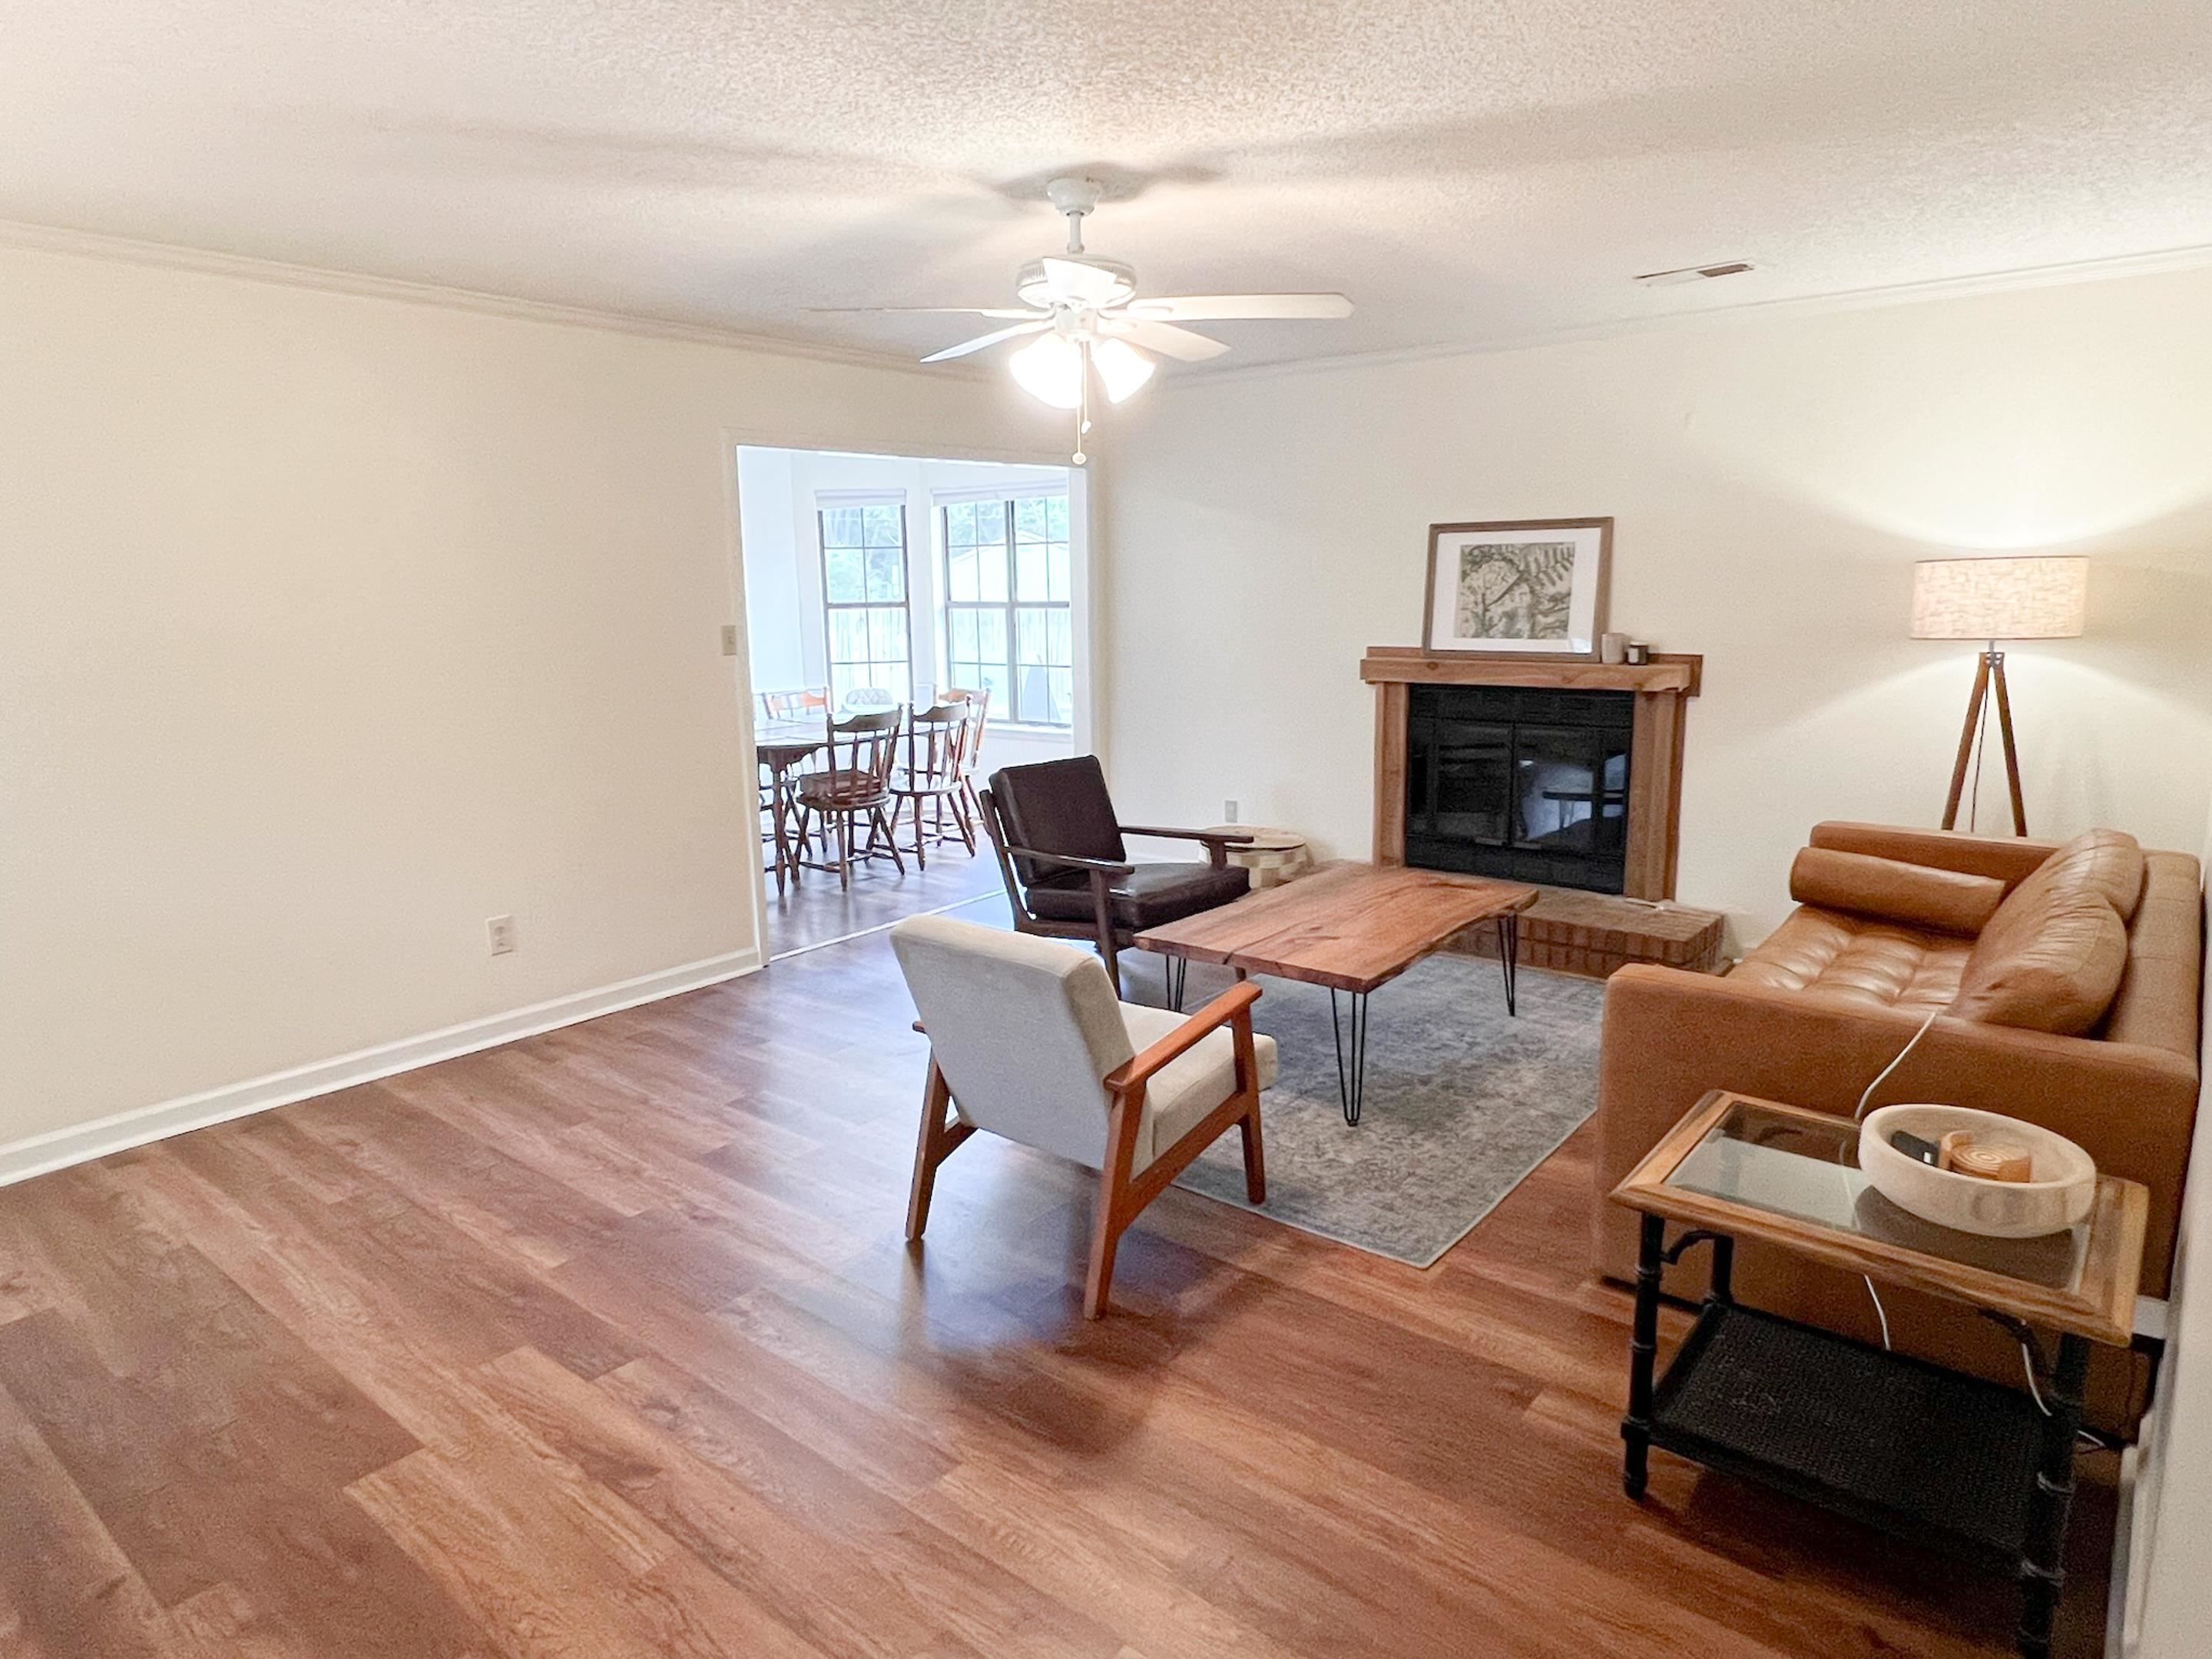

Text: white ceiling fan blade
xmin=810 ymin=306 xmax=1041 ymax=319
xmin=1098 ymin=319 xmax=1230 ymax=362
xmin=1040 ymin=257 xmax=1126 ymax=306
xmin=1120 ymin=293 xmax=1354 ymax=322
xmin=919 ymin=321 xmax=1051 ymax=363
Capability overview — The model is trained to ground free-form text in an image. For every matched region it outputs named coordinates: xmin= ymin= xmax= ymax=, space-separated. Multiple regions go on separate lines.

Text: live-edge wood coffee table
xmin=1134 ymin=860 xmax=1538 ymax=1125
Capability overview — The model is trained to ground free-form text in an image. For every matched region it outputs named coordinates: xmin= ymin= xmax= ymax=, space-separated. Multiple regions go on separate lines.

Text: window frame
xmin=938 ymin=493 xmax=1072 ymax=729
xmin=816 ymin=497 xmax=912 ymax=708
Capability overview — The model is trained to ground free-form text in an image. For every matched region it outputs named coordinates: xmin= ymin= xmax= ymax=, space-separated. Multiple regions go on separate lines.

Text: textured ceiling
xmin=5 ymin=2 xmax=2211 ymax=369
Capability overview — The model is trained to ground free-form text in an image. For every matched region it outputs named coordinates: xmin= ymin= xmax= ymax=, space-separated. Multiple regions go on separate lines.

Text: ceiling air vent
xmin=1634 ymin=261 xmax=1756 ymax=288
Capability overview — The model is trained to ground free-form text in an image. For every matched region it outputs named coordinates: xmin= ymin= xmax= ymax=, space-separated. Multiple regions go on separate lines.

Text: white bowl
xmin=1858 ymin=1104 xmax=2096 ymax=1240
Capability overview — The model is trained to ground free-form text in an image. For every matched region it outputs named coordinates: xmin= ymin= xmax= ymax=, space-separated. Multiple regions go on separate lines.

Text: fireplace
xmin=1363 ymin=647 xmax=1701 ymax=901
xmin=1404 ymin=684 xmax=1634 ymax=892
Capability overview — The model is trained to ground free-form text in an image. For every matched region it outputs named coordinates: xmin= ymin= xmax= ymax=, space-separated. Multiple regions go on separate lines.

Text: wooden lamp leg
xmin=1988 ymin=651 xmax=2028 ymax=836
xmin=1940 ymin=649 xmax=1992 ymax=831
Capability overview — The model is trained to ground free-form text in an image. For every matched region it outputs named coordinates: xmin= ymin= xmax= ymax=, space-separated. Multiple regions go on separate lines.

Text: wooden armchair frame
xmin=906 ymin=981 xmax=1266 ymax=1317
xmin=975 ymin=785 xmax=1251 ymax=996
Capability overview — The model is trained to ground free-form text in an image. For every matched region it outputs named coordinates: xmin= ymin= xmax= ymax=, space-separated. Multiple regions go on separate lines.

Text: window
xmin=941 ymin=494 xmax=1071 ymax=727
xmin=818 ymin=500 xmax=909 ymax=707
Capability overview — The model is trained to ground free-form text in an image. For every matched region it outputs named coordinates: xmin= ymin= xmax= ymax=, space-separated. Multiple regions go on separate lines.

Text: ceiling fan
xmin=814 ymin=177 xmax=1353 ymax=462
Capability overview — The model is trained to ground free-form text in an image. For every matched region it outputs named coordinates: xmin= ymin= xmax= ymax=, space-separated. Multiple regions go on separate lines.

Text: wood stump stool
xmin=1204 ymin=826 xmax=1313 ymax=890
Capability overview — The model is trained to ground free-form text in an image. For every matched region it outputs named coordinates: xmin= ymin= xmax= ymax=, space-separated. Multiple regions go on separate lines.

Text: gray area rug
xmin=1116 ymin=951 xmax=1608 ymax=1267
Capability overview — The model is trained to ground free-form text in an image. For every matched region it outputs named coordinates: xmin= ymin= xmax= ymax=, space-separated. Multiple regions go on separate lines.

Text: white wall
xmin=736 ymin=445 xmax=804 ymax=690
xmin=0 ymin=237 xmax=1051 ymax=1159
xmin=733 ymin=445 xmax=1081 ymax=773
xmin=1101 ymin=265 xmax=2212 ymax=943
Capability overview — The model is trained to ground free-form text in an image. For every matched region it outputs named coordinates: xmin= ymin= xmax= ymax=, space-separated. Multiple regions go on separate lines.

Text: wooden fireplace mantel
xmin=1363 ymin=647 xmax=1703 ymax=901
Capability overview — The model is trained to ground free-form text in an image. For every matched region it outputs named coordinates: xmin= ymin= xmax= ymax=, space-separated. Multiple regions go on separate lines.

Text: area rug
xmin=1115 ymin=950 xmax=1608 ymax=1267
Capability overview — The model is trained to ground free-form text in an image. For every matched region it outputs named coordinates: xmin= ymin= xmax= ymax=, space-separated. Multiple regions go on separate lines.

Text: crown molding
xmin=0 ymin=217 xmax=988 ymax=380
xmin=12 ymin=214 xmax=2208 ymax=396
xmin=1157 ymin=237 xmax=2212 ymax=390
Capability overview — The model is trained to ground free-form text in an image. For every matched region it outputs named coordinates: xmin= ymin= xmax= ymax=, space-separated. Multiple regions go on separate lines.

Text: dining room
xmin=735 ymin=445 xmax=1084 ymax=958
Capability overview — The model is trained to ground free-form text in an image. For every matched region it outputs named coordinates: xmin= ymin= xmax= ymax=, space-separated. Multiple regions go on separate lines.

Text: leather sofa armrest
xmin=1594 ymin=965 xmax=2199 ymax=1293
xmin=1809 ymin=821 xmax=2061 ymax=887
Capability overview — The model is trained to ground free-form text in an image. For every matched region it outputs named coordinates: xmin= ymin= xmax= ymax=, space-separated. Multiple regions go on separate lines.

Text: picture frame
xmin=1421 ymin=518 xmax=1612 ymax=657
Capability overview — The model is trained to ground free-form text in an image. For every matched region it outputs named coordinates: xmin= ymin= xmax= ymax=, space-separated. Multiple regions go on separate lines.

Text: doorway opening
xmin=734 ymin=445 xmax=1083 ymax=960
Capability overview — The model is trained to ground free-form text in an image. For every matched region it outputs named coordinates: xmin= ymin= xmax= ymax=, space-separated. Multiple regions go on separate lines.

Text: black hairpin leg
xmin=1164 ymin=955 xmax=1188 ymax=1012
xmin=1329 ymin=988 xmax=1369 ymax=1125
xmin=1496 ymin=910 xmax=1521 ymax=1016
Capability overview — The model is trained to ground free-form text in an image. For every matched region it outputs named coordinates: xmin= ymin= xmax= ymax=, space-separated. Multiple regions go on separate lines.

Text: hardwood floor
xmin=0 ymin=926 xmax=2114 ymax=1657
xmin=763 ymin=827 xmax=1006 ymax=958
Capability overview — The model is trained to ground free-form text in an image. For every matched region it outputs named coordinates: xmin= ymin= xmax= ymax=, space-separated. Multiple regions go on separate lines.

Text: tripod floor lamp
xmin=1910 ymin=555 xmax=2088 ymax=836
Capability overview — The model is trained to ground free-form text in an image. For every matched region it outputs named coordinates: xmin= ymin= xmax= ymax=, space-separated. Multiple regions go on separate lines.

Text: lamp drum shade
xmin=1910 ymin=555 xmax=2088 ymax=641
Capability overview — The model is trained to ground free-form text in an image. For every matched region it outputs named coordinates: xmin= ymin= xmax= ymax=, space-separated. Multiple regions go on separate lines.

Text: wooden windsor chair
xmin=793 ymin=707 xmax=906 ymax=889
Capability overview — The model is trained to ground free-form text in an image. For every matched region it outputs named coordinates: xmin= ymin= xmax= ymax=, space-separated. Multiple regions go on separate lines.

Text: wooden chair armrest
xmin=1101 ymin=982 xmax=1262 ymax=1094
xmin=1120 ymin=825 xmax=1256 ymax=846
xmin=1118 ymin=826 xmax=1253 ymax=869
xmin=999 ymin=843 xmax=1136 ymax=876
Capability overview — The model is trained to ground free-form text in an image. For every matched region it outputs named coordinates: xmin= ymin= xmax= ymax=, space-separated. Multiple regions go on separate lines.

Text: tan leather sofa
xmin=1594 ymin=822 xmax=2203 ymax=1426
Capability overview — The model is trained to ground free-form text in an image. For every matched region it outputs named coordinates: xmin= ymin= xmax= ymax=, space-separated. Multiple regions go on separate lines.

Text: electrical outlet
xmin=486 ymin=915 xmax=517 ymax=955
xmin=1224 ymin=799 xmax=1239 ymax=824
xmin=720 ymin=624 xmax=738 ymax=657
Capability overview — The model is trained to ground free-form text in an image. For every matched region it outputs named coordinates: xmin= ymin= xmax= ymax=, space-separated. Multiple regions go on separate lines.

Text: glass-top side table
xmin=1610 ymin=1090 xmax=2150 ymax=1659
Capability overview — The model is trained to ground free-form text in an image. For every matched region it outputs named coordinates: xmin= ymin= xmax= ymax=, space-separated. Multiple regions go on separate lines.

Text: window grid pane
xmin=823 ymin=503 xmax=909 ymax=709
xmin=1015 ymin=541 xmax=1050 ymax=602
xmin=937 ymin=494 xmax=1070 ymax=730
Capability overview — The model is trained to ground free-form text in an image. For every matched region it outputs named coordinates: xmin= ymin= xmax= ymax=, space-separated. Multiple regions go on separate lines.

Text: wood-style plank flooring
xmin=0 ymin=926 xmax=2114 ymax=1657
xmin=763 ymin=826 xmax=1005 ymax=957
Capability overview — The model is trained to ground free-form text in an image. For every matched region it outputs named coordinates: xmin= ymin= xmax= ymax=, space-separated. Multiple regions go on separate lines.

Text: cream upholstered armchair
xmin=889 ymin=914 xmax=1277 ymax=1316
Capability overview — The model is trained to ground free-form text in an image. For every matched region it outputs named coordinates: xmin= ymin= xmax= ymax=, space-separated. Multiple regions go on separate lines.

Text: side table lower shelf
xmin=1611 ymin=1096 xmax=2144 ymax=1659
xmin=1646 ymin=1302 xmax=2043 ymax=1568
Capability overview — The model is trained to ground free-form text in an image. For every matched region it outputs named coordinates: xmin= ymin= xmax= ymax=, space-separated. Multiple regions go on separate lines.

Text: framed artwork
xmin=1422 ymin=518 xmax=1611 ymax=657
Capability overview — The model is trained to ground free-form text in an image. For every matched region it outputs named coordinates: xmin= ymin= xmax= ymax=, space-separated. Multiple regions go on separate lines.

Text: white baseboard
xmin=0 ymin=946 xmax=765 ymax=1188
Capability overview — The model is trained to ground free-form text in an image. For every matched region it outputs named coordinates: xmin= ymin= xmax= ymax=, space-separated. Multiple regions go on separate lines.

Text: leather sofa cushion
xmin=1809 ymin=821 xmax=2058 ymax=887
xmin=2025 ymin=827 xmax=2147 ymax=922
xmin=1026 ymin=861 xmax=1251 ymax=929
xmin=1951 ymin=886 xmax=2128 ymax=1035
xmin=1730 ymin=908 xmax=1971 ymax=1011
xmin=1788 ymin=846 xmax=2005 ymax=936
xmin=988 ymin=756 xmax=1126 ymax=887
xmin=1942 ymin=828 xmax=2141 ymax=1035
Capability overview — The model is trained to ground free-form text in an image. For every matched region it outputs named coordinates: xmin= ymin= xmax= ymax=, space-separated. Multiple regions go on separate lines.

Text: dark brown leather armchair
xmin=977 ymin=756 xmax=1252 ymax=1000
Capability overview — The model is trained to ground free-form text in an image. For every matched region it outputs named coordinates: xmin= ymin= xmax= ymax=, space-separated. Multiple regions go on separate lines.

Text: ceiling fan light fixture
xmin=1018 ymin=256 xmax=1136 ymax=310
xmin=1009 ymin=332 xmax=1084 ymax=409
xmin=1091 ymin=338 xmax=1155 ymax=402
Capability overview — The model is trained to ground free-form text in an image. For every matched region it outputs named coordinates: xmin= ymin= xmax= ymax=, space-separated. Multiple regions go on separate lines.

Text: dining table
xmin=757 ymin=719 xmax=828 ymax=892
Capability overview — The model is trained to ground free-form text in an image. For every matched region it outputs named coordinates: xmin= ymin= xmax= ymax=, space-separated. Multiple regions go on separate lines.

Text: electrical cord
xmin=1855 ymin=1005 xmax=1943 ymax=1124
xmin=1846 ymin=1006 xmax=1945 ymax=1350
xmin=1850 ymin=1005 xmax=2053 ymax=1408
